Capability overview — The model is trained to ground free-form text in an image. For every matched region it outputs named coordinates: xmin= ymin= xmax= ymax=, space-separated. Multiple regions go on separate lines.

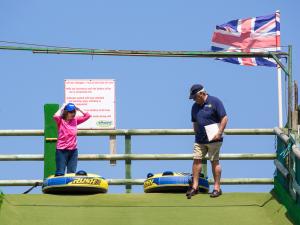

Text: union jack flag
xmin=211 ymin=11 xmax=280 ymax=67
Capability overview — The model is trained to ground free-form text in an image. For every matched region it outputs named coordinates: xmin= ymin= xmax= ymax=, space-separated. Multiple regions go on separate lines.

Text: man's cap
xmin=64 ymin=103 xmax=76 ymax=112
xmin=189 ymin=84 xmax=205 ymax=99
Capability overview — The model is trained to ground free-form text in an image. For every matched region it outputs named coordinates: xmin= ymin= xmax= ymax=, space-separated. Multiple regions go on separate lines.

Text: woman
xmin=53 ymin=103 xmax=91 ymax=176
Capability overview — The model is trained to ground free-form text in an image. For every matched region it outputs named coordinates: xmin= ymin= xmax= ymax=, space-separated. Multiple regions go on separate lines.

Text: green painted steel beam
xmin=0 ymin=128 xmax=275 ymax=136
xmin=0 ymin=153 xmax=277 ymax=161
xmin=125 ymin=135 xmax=132 ymax=193
xmin=0 ymin=178 xmax=274 ymax=186
xmin=270 ymin=53 xmax=289 ymax=75
xmin=0 ymin=180 xmax=43 ymax=186
xmin=0 ymin=45 xmax=288 ymax=58
xmin=202 ymin=159 xmax=208 ymax=177
xmin=76 ymin=128 xmax=275 ymax=136
xmin=44 ymin=104 xmax=59 ymax=178
xmin=0 ymin=130 xmax=44 ymax=136
xmin=32 ymin=50 xmax=287 ymax=58
xmin=77 ymin=153 xmax=277 ymax=160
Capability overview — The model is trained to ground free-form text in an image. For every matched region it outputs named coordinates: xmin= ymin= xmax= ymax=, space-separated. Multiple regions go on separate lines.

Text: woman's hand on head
xmin=59 ymin=103 xmax=67 ymax=111
xmin=55 ymin=103 xmax=67 ymax=117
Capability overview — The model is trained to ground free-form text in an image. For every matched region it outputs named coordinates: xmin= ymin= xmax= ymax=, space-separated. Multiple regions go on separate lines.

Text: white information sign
xmin=64 ymin=79 xmax=116 ymax=129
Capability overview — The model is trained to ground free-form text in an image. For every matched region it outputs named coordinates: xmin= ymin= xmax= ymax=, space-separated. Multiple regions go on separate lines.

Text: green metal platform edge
xmin=274 ymin=177 xmax=300 ymax=224
xmin=0 ymin=192 xmax=293 ymax=225
xmin=44 ymin=104 xmax=59 ymax=178
xmin=0 ymin=192 xmax=3 ymax=210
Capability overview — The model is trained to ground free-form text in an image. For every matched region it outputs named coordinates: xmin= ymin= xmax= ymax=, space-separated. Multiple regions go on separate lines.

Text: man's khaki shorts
xmin=193 ymin=142 xmax=222 ymax=161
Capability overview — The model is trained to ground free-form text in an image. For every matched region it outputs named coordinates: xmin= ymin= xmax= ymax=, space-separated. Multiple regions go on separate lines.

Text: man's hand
xmin=212 ymin=132 xmax=222 ymax=141
xmin=212 ymin=116 xmax=228 ymax=141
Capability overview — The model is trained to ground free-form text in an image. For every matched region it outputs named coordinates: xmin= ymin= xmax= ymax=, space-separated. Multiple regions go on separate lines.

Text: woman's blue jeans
xmin=55 ymin=149 xmax=78 ymax=176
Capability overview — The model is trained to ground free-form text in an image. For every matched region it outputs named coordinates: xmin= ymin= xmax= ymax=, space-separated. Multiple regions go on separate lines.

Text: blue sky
xmin=0 ymin=1 xmax=299 ymax=193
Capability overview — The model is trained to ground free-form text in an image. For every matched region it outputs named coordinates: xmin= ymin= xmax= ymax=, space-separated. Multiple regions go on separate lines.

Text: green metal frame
xmin=274 ymin=179 xmax=300 ymax=224
xmin=275 ymin=129 xmax=300 ymax=224
xmin=0 ymin=45 xmax=294 ymax=196
xmin=0 ymin=45 xmax=293 ymax=131
xmin=43 ymin=105 xmax=278 ymax=192
xmin=125 ymin=135 xmax=132 ymax=193
xmin=0 ymin=45 xmax=288 ymax=58
xmin=44 ymin=104 xmax=59 ymax=178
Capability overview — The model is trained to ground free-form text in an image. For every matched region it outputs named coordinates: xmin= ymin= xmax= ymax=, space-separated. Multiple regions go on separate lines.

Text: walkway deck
xmin=0 ymin=193 xmax=293 ymax=225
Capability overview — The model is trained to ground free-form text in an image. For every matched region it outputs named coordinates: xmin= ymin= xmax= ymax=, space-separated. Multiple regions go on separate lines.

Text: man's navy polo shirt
xmin=191 ymin=95 xmax=227 ymax=144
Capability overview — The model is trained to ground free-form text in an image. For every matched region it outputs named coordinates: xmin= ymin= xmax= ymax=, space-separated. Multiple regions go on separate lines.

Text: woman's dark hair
xmin=61 ymin=110 xmax=76 ymax=120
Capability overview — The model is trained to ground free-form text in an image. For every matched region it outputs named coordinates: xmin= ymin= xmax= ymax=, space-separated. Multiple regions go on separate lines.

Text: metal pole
xmin=277 ymin=66 xmax=283 ymax=128
xmin=288 ymin=45 xmax=293 ymax=133
xmin=0 ymin=178 xmax=274 ymax=186
xmin=0 ymin=130 xmax=44 ymax=136
xmin=201 ymin=159 xmax=207 ymax=178
xmin=0 ymin=45 xmax=288 ymax=58
xmin=125 ymin=135 xmax=132 ymax=193
xmin=0 ymin=153 xmax=277 ymax=161
xmin=109 ymin=135 xmax=117 ymax=165
xmin=0 ymin=128 xmax=275 ymax=136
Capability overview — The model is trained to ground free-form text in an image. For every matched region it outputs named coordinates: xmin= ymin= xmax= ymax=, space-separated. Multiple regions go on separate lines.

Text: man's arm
xmin=213 ymin=115 xmax=228 ymax=141
xmin=218 ymin=115 xmax=228 ymax=135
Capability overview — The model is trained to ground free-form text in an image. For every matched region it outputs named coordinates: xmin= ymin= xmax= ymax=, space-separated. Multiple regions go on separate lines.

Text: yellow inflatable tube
xmin=42 ymin=173 xmax=108 ymax=194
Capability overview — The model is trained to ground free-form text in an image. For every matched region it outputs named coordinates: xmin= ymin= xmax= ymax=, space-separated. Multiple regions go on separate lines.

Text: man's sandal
xmin=210 ymin=189 xmax=222 ymax=198
xmin=186 ymin=188 xmax=198 ymax=199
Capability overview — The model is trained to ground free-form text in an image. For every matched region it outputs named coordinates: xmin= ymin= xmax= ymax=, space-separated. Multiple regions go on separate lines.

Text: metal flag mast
xmin=276 ymin=10 xmax=283 ymax=128
xmin=277 ymin=66 xmax=283 ymax=128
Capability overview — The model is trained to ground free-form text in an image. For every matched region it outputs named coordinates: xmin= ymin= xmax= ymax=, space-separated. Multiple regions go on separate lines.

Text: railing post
xmin=44 ymin=104 xmax=59 ymax=178
xmin=109 ymin=135 xmax=117 ymax=165
xmin=202 ymin=159 xmax=207 ymax=177
xmin=125 ymin=134 xmax=132 ymax=193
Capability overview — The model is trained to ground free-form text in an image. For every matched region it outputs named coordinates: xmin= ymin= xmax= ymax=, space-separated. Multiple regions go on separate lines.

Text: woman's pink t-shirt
xmin=53 ymin=113 xmax=91 ymax=150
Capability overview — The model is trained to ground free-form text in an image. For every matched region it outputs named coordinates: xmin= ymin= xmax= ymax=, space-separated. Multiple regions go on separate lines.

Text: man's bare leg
xmin=192 ymin=159 xmax=202 ymax=189
xmin=211 ymin=160 xmax=221 ymax=191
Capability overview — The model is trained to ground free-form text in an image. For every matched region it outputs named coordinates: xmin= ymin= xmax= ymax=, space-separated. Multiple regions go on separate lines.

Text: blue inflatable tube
xmin=42 ymin=173 xmax=108 ymax=194
xmin=144 ymin=171 xmax=209 ymax=193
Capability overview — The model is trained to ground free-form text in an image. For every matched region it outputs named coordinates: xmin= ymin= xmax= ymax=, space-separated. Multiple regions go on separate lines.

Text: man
xmin=186 ymin=84 xmax=228 ymax=199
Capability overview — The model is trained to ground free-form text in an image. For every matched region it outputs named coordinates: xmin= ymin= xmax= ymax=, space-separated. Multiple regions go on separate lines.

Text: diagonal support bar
xmin=0 ymin=45 xmax=288 ymax=58
xmin=270 ymin=53 xmax=288 ymax=75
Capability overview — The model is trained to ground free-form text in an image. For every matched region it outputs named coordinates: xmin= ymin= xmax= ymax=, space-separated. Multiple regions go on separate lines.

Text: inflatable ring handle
xmin=147 ymin=173 xmax=154 ymax=178
xmin=162 ymin=171 xmax=174 ymax=176
xmin=76 ymin=170 xmax=88 ymax=176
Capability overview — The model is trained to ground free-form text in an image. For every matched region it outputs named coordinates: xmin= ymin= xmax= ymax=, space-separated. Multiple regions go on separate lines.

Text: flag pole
xmin=277 ymin=65 xmax=283 ymax=128
xmin=275 ymin=10 xmax=282 ymax=128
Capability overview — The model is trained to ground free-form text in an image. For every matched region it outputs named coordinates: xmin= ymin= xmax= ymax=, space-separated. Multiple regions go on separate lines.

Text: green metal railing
xmin=0 ymin=106 xmax=282 ymax=193
xmin=0 ymin=45 xmax=296 ymax=196
xmin=0 ymin=115 xmax=299 ymax=221
xmin=273 ymin=127 xmax=300 ymax=223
